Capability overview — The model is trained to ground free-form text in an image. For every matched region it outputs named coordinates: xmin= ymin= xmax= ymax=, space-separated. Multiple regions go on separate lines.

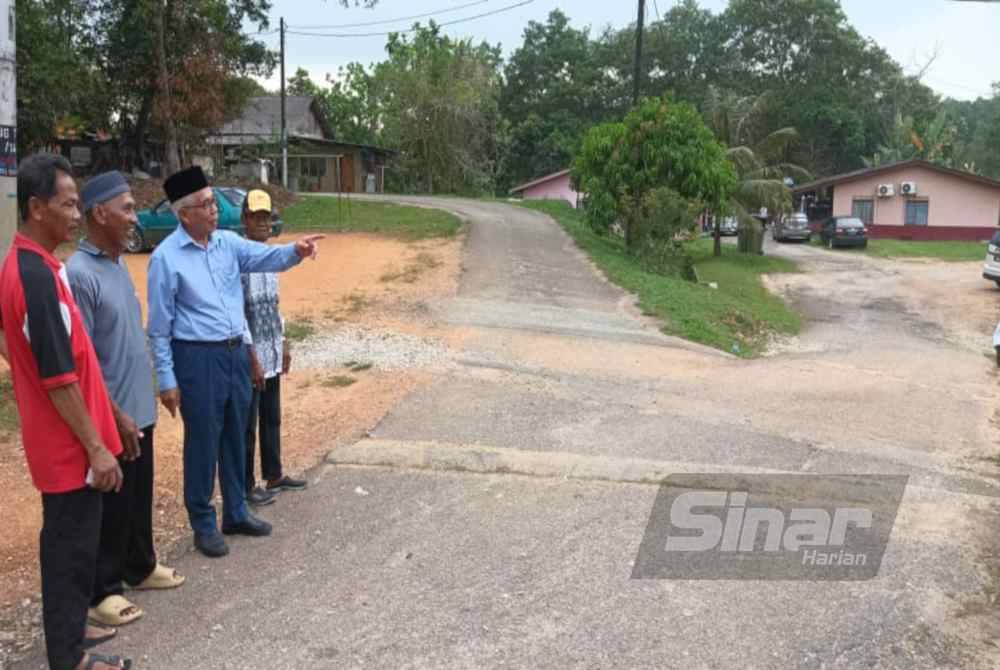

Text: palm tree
xmin=703 ymin=87 xmax=812 ymax=256
xmin=863 ymin=110 xmax=958 ymax=168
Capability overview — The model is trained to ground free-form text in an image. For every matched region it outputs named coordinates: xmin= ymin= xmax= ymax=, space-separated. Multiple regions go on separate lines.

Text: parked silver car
xmin=772 ymin=212 xmax=811 ymax=242
xmin=719 ymin=216 xmax=739 ymax=236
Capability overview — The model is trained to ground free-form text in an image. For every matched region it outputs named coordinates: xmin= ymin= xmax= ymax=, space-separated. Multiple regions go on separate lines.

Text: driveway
xmin=13 ymin=198 xmax=1000 ymax=669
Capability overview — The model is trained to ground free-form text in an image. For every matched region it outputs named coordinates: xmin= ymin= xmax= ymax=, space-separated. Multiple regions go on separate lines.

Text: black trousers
xmin=92 ymin=425 xmax=158 ymax=605
xmin=40 ymin=486 xmax=102 ymax=670
xmin=245 ymin=374 xmax=282 ymax=492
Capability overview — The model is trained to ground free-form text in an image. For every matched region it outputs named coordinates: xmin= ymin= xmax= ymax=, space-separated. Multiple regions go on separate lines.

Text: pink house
xmin=793 ymin=160 xmax=1000 ymax=241
xmin=510 ymin=168 xmax=580 ymax=208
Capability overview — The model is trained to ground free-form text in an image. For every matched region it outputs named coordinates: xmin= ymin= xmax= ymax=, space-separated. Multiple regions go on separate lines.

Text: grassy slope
xmin=520 ymin=201 xmax=801 ymax=357
xmin=283 ymin=196 xmax=463 ymax=240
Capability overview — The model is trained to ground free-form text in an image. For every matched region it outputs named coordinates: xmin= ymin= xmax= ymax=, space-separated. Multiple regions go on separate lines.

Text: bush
xmin=633 ymin=187 xmax=701 ymax=279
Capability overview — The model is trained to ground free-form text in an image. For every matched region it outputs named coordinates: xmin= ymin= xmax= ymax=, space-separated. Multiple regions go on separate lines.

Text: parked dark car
xmin=128 ymin=187 xmax=283 ymax=253
xmin=819 ymin=216 xmax=868 ymax=249
xmin=771 ymin=212 xmax=811 ymax=242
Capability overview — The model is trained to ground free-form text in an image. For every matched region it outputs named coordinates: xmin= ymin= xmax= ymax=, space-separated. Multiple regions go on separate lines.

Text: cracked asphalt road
xmin=13 ymin=198 xmax=1000 ymax=669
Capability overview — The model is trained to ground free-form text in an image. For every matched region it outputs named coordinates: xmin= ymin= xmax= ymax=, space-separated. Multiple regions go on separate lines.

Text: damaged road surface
xmin=12 ymin=198 xmax=1000 ymax=669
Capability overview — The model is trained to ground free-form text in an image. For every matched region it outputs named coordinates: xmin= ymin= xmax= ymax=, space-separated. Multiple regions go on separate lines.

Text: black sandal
xmin=82 ymin=652 xmax=133 ymax=669
xmin=83 ymin=620 xmax=117 ymax=649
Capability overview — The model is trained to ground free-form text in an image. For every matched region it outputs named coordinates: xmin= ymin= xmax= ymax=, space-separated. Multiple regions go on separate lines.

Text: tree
xmin=500 ymin=10 xmax=611 ymax=191
xmin=287 ymin=68 xmax=323 ymax=97
xmin=374 ymin=23 xmax=504 ymax=194
xmin=573 ymin=121 xmax=626 ymax=235
xmin=16 ymin=0 xmax=108 ymax=153
xmin=599 ymin=0 xmax=731 ymax=111
xmin=703 ymin=86 xmax=811 ymax=255
xmin=862 ymin=109 xmax=958 ymax=168
xmin=20 ymin=0 xmax=279 ymax=172
xmin=720 ymin=0 xmax=937 ymax=176
xmin=285 ymin=65 xmax=382 ymax=146
xmin=574 ymin=97 xmax=736 ymax=257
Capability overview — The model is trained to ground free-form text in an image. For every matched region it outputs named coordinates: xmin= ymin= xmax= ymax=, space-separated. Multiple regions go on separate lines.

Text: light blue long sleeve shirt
xmin=147 ymin=226 xmax=301 ymax=391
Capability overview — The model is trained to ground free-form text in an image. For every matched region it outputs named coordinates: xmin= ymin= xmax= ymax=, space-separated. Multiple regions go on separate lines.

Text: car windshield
xmin=990 ymin=230 xmax=1000 ymax=246
xmin=836 ymin=218 xmax=865 ymax=229
xmin=218 ymin=188 xmax=246 ymax=207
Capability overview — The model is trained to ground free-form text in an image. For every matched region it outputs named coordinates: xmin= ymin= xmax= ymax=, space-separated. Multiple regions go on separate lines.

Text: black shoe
xmin=266 ymin=475 xmax=308 ymax=492
xmin=222 ymin=514 xmax=272 ymax=537
xmin=194 ymin=532 xmax=230 ymax=558
xmin=247 ymin=487 xmax=276 ymax=507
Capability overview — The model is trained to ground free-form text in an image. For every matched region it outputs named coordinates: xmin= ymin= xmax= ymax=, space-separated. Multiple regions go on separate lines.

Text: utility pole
xmin=632 ymin=0 xmax=645 ymax=108
xmin=0 ymin=0 xmax=16 ymax=254
xmin=280 ymin=16 xmax=288 ymax=189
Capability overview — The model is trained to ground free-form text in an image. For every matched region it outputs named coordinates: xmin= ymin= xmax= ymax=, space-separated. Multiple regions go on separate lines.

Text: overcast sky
xmin=254 ymin=0 xmax=1000 ymax=101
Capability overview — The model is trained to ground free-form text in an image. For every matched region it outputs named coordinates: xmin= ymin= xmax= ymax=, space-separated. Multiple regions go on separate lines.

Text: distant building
xmin=793 ymin=160 xmax=1000 ymax=241
xmin=509 ymin=169 xmax=579 ymax=208
xmin=0 ymin=0 xmax=15 ymax=253
xmin=206 ymin=96 xmax=395 ymax=194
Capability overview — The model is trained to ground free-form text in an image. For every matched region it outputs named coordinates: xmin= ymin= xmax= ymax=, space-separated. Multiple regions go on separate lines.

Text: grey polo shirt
xmin=67 ymin=240 xmax=157 ymax=429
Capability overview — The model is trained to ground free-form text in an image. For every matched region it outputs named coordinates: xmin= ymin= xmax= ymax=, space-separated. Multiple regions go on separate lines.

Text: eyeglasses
xmin=182 ymin=198 xmax=218 ymax=212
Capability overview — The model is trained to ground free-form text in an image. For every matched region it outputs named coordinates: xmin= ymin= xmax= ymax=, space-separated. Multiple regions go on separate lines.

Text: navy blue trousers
xmin=172 ymin=340 xmax=252 ymax=537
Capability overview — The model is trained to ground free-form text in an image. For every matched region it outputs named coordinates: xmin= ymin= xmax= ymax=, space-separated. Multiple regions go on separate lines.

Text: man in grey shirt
xmin=68 ymin=171 xmax=185 ymax=629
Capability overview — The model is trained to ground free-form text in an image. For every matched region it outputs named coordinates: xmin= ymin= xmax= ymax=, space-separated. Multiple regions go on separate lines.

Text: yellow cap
xmin=246 ymin=189 xmax=272 ymax=213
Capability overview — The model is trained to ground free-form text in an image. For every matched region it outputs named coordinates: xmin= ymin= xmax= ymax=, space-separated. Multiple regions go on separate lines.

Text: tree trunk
xmin=133 ymin=89 xmax=154 ymax=172
xmin=157 ymin=0 xmax=181 ymax=177
xmin=713 ymin=215 xmax=722 ymax=257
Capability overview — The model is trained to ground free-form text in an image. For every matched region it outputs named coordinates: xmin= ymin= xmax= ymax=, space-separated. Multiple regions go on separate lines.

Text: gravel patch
xmin=293 ymin=326 xmax=452 ymax=371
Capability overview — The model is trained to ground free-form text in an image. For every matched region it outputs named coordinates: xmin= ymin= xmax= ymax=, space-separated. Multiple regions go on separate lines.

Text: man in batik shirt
xmin=241 ymin=190 xmax=307 ymax=507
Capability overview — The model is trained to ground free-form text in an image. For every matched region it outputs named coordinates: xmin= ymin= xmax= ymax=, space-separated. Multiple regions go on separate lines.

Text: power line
xmin=286 ymin=0 xmax=534 ymax=38
xmin=287 ymin=0 xmax=491 ymax=30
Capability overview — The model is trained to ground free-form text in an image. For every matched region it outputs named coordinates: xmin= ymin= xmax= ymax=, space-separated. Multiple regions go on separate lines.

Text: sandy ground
xmin=4 ymin=199 xmax=1000 ymax=667
xmin=0 ymin=231 xmax=463 ymax=641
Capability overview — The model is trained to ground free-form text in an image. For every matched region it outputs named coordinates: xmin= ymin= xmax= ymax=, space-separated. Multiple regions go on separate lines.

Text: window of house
xmin=299 ymin=157 xmax=326 ymax=178
xmin=905 ymin=200 xmax=929 ymax=226
xmin=852 ymin=199 xmax=874 ymax=226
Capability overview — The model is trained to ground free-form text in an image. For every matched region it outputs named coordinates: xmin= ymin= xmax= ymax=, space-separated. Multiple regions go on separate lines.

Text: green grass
xmin=519 ymin=201 xmax=801 ymax=357
xmin=862 ymin=239 xmax=985 ymax=262
xmin=322 ymin=374 xmax=357 ymax=388
xmin=810 ymin=235 xmax=985 ymax=261
xmin=285 ymin=318 xmax=316 ymax=342
xmin=0 ymin=372 xmax=18 ymax=436
xmin=284 ymin=197 xmax=463 ymax=240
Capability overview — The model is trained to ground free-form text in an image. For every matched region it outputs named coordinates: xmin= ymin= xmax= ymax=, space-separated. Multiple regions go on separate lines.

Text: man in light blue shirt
xmin=147 ymin=166 xmax=322 ymax=557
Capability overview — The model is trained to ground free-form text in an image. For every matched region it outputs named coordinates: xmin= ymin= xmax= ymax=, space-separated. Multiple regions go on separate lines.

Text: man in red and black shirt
xmin=0 ymin=153 xmax=132 ymax=670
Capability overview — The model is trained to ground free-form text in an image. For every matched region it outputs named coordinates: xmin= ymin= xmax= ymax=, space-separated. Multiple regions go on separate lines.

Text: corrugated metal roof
xmin=207 ymin=96 xmax=330 ymax=145
xmin=509 ymin=168 xmax=572 ymax=194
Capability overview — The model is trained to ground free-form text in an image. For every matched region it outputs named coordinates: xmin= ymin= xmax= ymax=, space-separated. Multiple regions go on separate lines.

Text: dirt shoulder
xmin=0 ymin=230 xmax=463 ymax=664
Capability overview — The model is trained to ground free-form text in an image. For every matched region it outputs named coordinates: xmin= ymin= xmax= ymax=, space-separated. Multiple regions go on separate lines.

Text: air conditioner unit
xmin=900 ymin=181 xmax=918 ymax=196
xmin=877 ymin=183 xmax=895 ymax=198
